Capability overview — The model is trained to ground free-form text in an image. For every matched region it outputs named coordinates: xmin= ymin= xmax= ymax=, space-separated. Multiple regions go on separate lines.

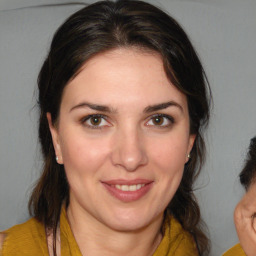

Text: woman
xmin=0 ymin=0 xmax=211 ymax=255
xmin=223 ymin=137 xmax=256 ymax=256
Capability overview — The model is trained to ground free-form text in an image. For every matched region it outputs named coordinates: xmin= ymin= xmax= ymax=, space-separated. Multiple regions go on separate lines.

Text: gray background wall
xmin=0 ymin=0 xmax=256 ymax=255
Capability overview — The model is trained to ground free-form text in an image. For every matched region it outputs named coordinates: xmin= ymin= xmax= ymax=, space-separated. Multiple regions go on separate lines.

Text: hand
xmin=234 ymin=183 xmax=256 ymax=256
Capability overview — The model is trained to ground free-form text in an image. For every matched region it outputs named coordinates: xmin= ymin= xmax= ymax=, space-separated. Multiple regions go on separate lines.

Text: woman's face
xmin=49 ymin=48 xmax=195 ymax=231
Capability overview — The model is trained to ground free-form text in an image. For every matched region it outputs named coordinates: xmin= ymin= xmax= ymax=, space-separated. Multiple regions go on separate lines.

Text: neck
xmin=66 ymin=202 xmax=163 ymax=256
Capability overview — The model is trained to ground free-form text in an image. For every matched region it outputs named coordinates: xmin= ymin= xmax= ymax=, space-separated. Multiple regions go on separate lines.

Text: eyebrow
xmin=144 ymin=101 xmax=183 ymax=113
xmin=70 ymin=102 xmax=116 ymax=113
xmin=70 ymin=101 xmax=183 ymax=113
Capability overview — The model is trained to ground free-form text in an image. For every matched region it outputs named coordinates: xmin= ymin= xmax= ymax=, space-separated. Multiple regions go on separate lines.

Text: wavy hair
xmin=29 ymin=0 xmax=212 ymax=255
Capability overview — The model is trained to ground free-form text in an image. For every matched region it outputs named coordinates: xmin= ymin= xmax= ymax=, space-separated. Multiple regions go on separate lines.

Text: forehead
xmin=61 ymin=48 xmax=187 ymax=111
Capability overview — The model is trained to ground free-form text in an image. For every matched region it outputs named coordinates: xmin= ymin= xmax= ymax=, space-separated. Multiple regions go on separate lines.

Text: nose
xmin=110 ymin=127 xmax=148 ymax=172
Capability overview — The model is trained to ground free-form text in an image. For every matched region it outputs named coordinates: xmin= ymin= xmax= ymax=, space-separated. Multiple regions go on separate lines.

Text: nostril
xmin=111 ymin=145 xmax=148 ymax=171
xmin=110 ymin=130 xmax=148 ymax=171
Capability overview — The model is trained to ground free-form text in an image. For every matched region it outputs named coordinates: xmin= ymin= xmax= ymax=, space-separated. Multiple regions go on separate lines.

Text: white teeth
xmin=136 ymin=184 xmax=141 ymax=190
xmin=129 ymin=185 xmax=137 ymax=191
xmin=121 ymin=185 xmax=129 ymax=191
xmin=114 ymin=184 xmax=145 ymax=191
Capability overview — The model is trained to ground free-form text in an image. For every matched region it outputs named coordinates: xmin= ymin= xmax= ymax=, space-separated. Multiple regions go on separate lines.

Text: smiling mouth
xmin=112 ymin=184 xmax=145 ymax=191
xmin=101 ymin=180 xmax=153 ymax=202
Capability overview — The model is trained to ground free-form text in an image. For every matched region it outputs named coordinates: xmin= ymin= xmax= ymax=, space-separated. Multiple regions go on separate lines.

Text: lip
xmin=101 ymin=179 xmax=153 ymax=202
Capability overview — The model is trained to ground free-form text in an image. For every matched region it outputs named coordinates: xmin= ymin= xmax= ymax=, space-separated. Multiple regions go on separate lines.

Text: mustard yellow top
xmin=0 ymin=208 xmax=198 ymax=256
xmin=222 ymin=243 xmax=246 ymax=256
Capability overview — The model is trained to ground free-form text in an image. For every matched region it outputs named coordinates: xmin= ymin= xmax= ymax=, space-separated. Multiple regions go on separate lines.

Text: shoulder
xmin=170 ymin=216 xmax=198 ymax=254
xmin=0 ymin=218 xmax=48 ymax=255
xmin=154 ymin=214 xmax=198 ymax=256
xmin=222 ymin=243 xmax=246 ymax=256
xmin=169 ymin=215 xmax=190 ymax=238
xmin=0 ymin=233 xmax=6 ymax=250
xmin=1 ymin=217 xmax=44 ymax=240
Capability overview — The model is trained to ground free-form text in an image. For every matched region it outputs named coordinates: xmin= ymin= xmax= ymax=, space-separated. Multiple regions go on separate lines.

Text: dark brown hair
xmin=29 ymin=0 xmax=211 ymax=255
xmin=239 ymin=137 xmax=256 ymax=190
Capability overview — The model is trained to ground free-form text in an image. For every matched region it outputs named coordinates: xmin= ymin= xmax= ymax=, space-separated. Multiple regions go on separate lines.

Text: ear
xmin=46 ymin=113 xmax=63 ymax=164
xmin=186 ymin=134 xmax=196 ymax=163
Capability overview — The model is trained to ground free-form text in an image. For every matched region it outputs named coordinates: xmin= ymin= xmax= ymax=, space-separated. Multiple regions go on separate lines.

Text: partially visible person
xmin=223 ymin=137 xmax=256 ymax=256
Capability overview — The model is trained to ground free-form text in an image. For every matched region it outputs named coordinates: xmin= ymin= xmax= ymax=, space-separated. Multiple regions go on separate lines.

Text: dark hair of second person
xmin=240 ymin=137 xmax=256 ymax=190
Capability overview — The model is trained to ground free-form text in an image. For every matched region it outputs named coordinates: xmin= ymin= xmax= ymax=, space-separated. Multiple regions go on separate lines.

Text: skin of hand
xmin=234 ymin=182 xmax=256 ymax=256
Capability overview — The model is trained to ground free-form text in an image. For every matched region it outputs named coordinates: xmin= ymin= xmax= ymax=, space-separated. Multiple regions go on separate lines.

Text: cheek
xmin=149 ymin=135 xmax=189 ymax=171
xmin=59 ymin=134 xmax=110 ymax=177
xmin=148 ymin=134 xmax=188 ymax=200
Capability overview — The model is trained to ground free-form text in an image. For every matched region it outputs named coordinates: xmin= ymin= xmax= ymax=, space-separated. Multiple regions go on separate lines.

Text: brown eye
xmin=82 ymin=114 xmax=111 ymax=129
xmin=90 ymin=116 xmax=102 ymax=126
xmin=146 ymin=114 xmax=174 ymax=128
xmin=152 ymin=116 xmax=164 ymax=125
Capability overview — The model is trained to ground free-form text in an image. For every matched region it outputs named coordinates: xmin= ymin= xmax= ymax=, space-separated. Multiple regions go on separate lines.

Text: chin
xmin=101 ymin=209 xmax=161 ymax=232
xmin=107 ymin=219 xmax=148 ymax=232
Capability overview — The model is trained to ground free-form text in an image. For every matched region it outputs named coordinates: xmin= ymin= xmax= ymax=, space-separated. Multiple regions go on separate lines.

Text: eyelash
xmin=146 ymin=114 xmax=175 ymax=128
xmin=81 ymin=114 xmax=110 ymax=129
xmin=80 ymin=113 xmax=175 ymax=129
